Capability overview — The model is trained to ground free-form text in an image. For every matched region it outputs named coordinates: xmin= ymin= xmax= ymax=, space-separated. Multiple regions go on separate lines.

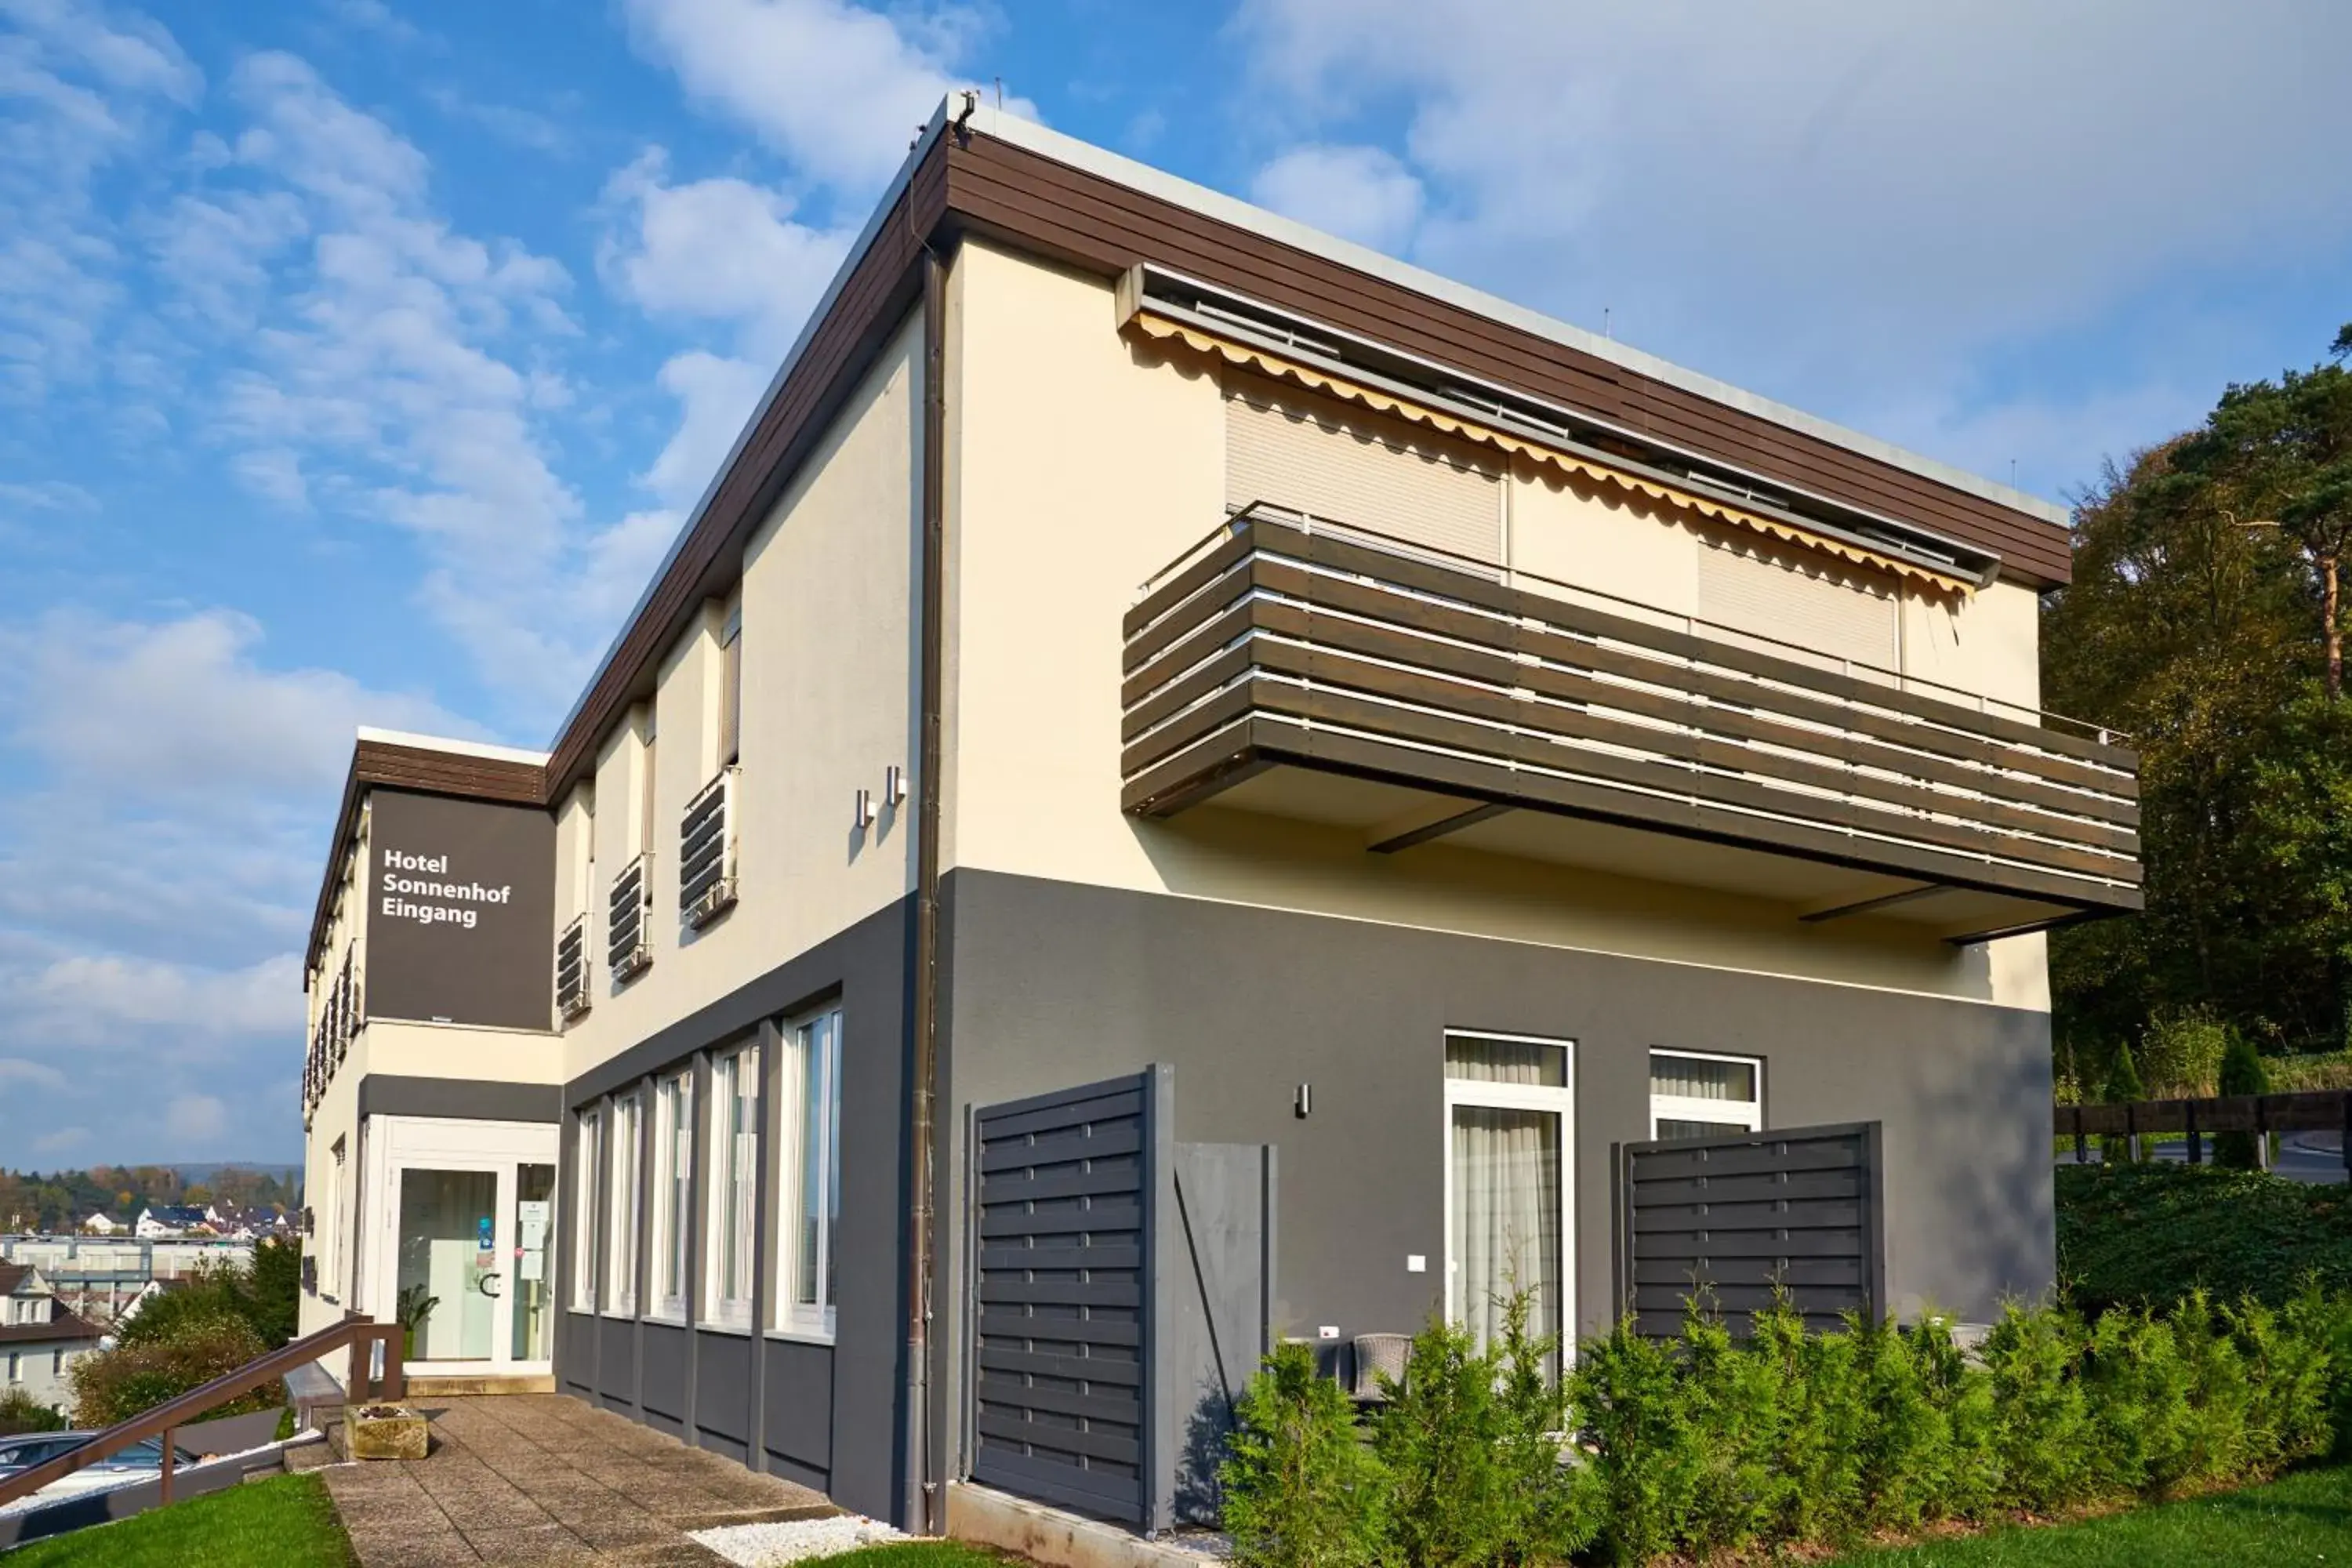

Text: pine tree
xmin=2215 ymin=1032 xmax=2270 ymax=1170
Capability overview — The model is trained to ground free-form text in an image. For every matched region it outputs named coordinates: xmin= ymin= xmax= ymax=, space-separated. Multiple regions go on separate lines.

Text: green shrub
xmin=121 ymin=1246 xmax=301 ymax=1354
xmin=1487 ymin=1289 xmax=1599 ymax=1566
xmin=0 ymin=1387 xmax=67 ymax=1436
xmin=71 ymin=1316 xmax=274 ymax=1429
xmin=1374 ymin=1316 xmax=1518 ymax=1568
xmin=2140 ymin=1007 xmax=2232 ymax=1098
xmin=2103 ymin=1040 xmax=2145 ymax=1163
xmin=2216 ymin=1033 xmax=2270 ymax=1169
xmin=2058 ymin=1162 xmax=2352 ymax=1312
xmin=1566 ymin=1318 xmax=1700 ymax=1566
xmin=1980 ymin=1302 xmax=2093 ymax=1512
xmin=1220 ymin=1341 xmax=1386 ymax=1568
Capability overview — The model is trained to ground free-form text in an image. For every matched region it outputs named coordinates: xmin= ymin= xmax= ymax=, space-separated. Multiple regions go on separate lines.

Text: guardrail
xmin=0 ymin=1314 xmax=401 ymax=1512
xmin=2056 ymin=1091 xmax=2352 ymax=1170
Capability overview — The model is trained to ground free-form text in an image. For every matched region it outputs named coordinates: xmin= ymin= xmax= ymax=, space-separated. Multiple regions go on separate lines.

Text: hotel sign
xmin=366 ymin=791 xmax=555 ymax=1030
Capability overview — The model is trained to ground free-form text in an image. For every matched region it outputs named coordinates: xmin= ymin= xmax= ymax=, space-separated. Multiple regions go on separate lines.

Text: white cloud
xmin=621 ymin=0 xmax=1028 ymax=192
xmin=1235 ymin=0 xmax=2352 ymax=495
xmin=1 ymin=607 xmax=469 ymax=800
xmin=0 ymin=1058 xmax=67 ymax=1091
xmin=1250 ymin=143 xmax=1424 ymax=256
xmin=165 ymin=1093 xmax=230 ymax=1146
xmin=601 ymin=148 xmax=852 ymax=361
xmin=644 ymin=350 xmax=773 ymax=513
xmin=31 ymin=1126 xmax=89 ymax=1155
xmin=22 ymin=953 xmax=299 ymax=1049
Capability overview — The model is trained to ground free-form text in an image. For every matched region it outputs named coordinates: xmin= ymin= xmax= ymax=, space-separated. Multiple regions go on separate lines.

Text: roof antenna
xmin=995 ymin=76 xmax=1004 ymax=111
xmin=2010 ymin=458 xmax=2018 ymax=489
xmin=1602 ymin=306 xmax=1612 ymax=340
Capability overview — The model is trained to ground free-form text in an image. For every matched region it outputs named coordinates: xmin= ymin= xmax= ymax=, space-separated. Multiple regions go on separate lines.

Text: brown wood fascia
xmin=938 ymin=132 xmax=2072 ymax=588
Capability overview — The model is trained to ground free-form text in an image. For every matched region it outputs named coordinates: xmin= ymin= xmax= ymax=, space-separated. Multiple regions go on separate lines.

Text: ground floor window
xmin=775 ymin=1007 xmax=841 ymax=1340
xmin=653 ymin=1070 xmax=694 ymax=1320
xmin=572 ymin=1108 xmax=601 ymax=1312
xmin=1650 ymin=1050 xmax=1764 ymax=1139
xmin=607 ymin=1091 xmax=642 ymax=1316
xmin=1443 ymin=1031 xmax=1572 ymax=1368
xmin=705 ymin=1042 xmax=760 ymax=1330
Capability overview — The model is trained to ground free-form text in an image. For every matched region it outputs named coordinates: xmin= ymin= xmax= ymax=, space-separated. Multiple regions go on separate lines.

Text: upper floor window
xmin=705 ymin=1042 xmax=759 ymax=1330
xmin=1649 ymin=1051 xmax=1763 ymax=1141
xmin=775 ymin=1007 xmax=840 ymax=1341
xmin=720 ymin=602 xmax=742 ymax=765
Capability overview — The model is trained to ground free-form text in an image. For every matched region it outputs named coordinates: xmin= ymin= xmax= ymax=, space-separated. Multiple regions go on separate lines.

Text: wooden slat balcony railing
xmin=1122 ymin=508 xmax=2141 ymax=929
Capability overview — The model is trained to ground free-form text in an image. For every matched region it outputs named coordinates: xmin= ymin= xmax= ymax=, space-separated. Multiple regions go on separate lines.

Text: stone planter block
xmin=347 ymin=1404 xmax=428 ymax=1461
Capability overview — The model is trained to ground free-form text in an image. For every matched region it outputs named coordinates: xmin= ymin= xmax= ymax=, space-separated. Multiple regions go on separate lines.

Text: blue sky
xmin=2 ymin=0 xmax=2347 ymax=1168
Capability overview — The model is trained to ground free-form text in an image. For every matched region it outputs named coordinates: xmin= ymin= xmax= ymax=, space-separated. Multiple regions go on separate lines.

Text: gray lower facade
xmin=551 ymin=866 xmax=2054 ymax=1527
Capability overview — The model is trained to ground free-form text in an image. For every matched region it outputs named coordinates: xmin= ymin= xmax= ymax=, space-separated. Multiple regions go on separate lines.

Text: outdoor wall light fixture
xmin=854 ymin=789 xmax=876 ymax=829
xmin=1294 ymin=1083 xmax=1311 ymax=1118
xmin=885 ymin=764 xmax=907 ymax=806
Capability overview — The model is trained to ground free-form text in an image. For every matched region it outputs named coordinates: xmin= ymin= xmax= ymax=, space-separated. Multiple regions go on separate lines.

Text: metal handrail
xmin=0 ymin=1315 xmax=403 ymax=1511
xmin=1144 ymin=503 xmax=2131 ymax=746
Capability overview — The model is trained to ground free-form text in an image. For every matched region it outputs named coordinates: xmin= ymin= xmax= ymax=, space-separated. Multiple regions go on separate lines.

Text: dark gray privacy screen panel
xmin=1163 ymin=1142 xmax=1275 ymax=1527
xmin=1620 ymin=1121 xmax=1883 ymax=1334
xmin=971 ymin=1069 xmax=1160 ymax=1523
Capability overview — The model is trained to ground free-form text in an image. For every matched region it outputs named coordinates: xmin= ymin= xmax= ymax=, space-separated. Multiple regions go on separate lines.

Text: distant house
xmin=132 ymin=1206 xmax=211 ymax=1239
xmin=0 ymin=1263 xmax=103 ymax=1415
xmin=78 ymin=1214 xmax=121 ymax=1237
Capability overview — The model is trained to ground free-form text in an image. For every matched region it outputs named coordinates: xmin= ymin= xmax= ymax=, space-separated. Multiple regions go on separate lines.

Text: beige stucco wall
xmin=556 ymin=310 xmax=925 ymax=1082
xmin=942 ymin=239 xmax=2049 ymax=1011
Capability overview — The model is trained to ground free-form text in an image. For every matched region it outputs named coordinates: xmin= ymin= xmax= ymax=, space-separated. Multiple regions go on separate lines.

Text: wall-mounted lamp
xmin=1294 ymin=1083 xmax=1312 ymax=1119
xmin=885 ymin=764 xmax=907 ymax=807
xmin=853 ymin=789 xmax=876 ymax=830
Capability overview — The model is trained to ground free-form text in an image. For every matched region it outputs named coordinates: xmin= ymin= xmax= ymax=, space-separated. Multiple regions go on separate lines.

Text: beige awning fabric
xmin=1128 ymin=310 xmax=1976 ymax=597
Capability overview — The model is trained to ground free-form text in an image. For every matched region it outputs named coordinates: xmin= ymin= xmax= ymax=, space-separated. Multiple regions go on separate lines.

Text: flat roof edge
xmin=357 ymin=728 xmax=549 ymax=767
xmin=959 ymin=101 xmax=2071 ymax=531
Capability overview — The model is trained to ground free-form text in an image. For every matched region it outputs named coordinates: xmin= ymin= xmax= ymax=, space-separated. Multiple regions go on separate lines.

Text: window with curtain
xmin=704 ymin=1042 xmax=760 ymax=1329
xmin=606 ymin=1093 xmax=642 ymax=1316
xmin=1443 ymin=1032 xmax=1572 ymax=1372
xmin=1649 ymin=1051 xmax=1763 ymax=1140
xmin=653 ymin=1070 xmax=694 ymax=1319
xmin=572 ymin=1109 xmax=601 ymax=1311
xmin=775 ymin=1007 xmax=841 ymax=1339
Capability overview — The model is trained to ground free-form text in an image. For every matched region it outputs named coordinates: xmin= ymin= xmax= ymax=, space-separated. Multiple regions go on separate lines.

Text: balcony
xmin=1121 ymin=510 xmax=2140 ymax=943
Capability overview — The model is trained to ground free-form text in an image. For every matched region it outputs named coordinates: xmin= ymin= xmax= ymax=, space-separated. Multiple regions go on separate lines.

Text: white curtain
xmin=1451 ymin=1104 xmax=1560 ymax=1359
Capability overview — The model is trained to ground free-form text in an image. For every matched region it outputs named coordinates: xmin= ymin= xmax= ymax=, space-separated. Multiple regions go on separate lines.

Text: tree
xmin=2215 ymin=1033 xmax=2271 ymax=1171
xmin=2171 ymin=328 xmax=2352 ymax=702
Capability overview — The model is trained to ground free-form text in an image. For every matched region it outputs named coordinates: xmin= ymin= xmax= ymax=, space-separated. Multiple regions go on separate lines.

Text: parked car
xmin=0 ymin=1431 xmax=198 ymax=1481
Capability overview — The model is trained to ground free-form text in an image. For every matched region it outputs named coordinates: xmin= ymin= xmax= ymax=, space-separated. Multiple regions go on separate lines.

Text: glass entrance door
xmin=511 ymin=1164 xmax=554 ymax=1362
xmin=395 ymin=1169 xmax=501 ymax=1362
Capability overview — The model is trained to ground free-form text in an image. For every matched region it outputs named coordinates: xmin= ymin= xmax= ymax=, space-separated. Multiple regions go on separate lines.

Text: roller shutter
xmin=1225 ymin=385 xmax=1502 ymax=564
xmin=1697 ymin=539 xmax=1898 ymax=670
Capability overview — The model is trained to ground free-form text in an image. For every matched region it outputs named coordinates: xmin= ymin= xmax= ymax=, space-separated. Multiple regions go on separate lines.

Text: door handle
xmin=479 ymin=1272 xmax=503 ymax=1299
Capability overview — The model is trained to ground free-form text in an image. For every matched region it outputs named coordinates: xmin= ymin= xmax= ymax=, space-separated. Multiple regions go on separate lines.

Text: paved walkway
xmin=303 ymin=1395 xmax=834 ymax=1566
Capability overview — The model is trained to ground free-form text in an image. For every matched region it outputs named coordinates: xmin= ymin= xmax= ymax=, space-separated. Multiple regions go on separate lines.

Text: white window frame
xmin=571 ymin=1109 xmax=601 ymax=1312
xmin=1648 ymin=1048 xmax=1765 ymax=1140
xmin=771 ymin=1007 xmax=840 ymax=1343
xmin=652 ymin=1070 xmax=694 ymax=1322
xmin=702 ymin=1042 xmax=759 ymax=1331
xmin=605 ymin=1092 xmax=642 ymax=1318
xmin=1439 ymin=1030 xmax=1575 ymax=1353
xmin=325 ymin=1138 xmax=347 ymax=1303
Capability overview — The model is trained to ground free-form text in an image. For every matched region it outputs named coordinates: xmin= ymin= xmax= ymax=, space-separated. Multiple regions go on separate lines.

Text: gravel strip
xmin=693 ymin=1512 xmax=909 ymax=1566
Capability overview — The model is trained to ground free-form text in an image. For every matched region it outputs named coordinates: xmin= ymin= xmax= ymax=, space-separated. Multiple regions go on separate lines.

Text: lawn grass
xmin=3 ymin=1472 xmax=350 ymax=1566
xmin=800 ymin=1544 xmax=1018 ymax=1568
xmin=1822 ymin=1463 xmax=2352 ymax=1565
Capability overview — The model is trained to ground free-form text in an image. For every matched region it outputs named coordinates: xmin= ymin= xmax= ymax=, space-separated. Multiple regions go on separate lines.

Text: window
xmin=775 ymin=1007 xmax=841 ymax=1339
xmin=572 ymin=1109 xmax=601 ymax=1311
xmin=51 ymin=1348 xmax=63 ymax=1376
xmin=705 ymin=1043 xmax=760 ymax=1329
xmin=1443 ymin=1033 xmax=1572 ymax=1370
xmin=324 ymin=1138 xmax=346 ymax=1301
xmin=720 ymin=603 xmax=742 ymax=764
xmin=1649 ymin=1051 xmax=1763 ymax=1141
xmin=606 ymin=1092 xmax=642 ymax=1316
xmin=5 ymin=1353 xmax=16 ymax=1383
xmin=652 ymin=1070 xmax=693 ymax=1320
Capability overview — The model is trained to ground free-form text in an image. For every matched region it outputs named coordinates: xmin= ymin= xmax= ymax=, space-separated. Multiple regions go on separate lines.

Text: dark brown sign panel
xmin=365 ymin=790 xmax=554 ymax=1030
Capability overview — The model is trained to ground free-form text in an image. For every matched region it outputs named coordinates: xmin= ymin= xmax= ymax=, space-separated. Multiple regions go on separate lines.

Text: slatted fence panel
xmin=1621 ymin=1122 xmax=1883 ymax=1335
xmin=971 ymin=1072 xmax=1157 ymax=1523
